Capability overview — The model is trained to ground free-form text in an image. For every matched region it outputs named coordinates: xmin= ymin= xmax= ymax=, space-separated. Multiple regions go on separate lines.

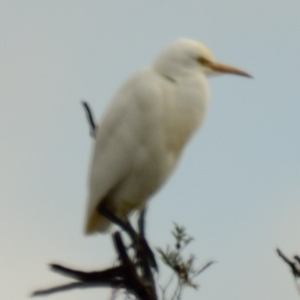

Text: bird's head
xmin=154 ymin=38 xmax=251 ymax=79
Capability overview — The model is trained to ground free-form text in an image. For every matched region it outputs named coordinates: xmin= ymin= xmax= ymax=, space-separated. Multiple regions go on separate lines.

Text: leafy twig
xmin=157 ymin=223 xmax=215 ymax=300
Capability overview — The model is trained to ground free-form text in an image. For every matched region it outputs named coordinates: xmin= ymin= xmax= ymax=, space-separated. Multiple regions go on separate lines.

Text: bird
xmin=85 ymin=38 xmax=251 ymax=234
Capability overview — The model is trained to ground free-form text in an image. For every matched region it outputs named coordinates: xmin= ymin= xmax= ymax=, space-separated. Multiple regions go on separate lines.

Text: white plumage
xmin=85 ymin=38 xmax=250 ymax=233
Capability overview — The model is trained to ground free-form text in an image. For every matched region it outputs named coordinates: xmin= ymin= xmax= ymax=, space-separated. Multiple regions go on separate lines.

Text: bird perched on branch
xmin=85 ymin=38 xmax=251 ymax=233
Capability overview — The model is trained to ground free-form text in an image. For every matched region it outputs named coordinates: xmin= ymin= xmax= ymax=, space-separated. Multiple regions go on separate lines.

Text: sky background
xmin=0 ymin=1 xmax=300 ymax=299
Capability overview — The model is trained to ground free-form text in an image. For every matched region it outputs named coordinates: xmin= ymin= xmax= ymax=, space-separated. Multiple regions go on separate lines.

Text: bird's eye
xmin=197 ymin=57 xmax=210 ymax=66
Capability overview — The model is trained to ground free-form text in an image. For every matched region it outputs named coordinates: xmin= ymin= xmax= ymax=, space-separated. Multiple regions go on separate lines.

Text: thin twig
xmin=170 ymin=277 xmax=182 ymax=300
xmin=160 ymin=272 xmax=175 ymax=300
xmin=82 ymin=100 xmax=96 ymax=137
xmin=277 ymin=248 xmax=300 ymax=297
xmin=193 ymin=261 xmax=216 ymax=278
xmin=32 ymin=282 xmax=95 ymax=297
xmin=277 ymin=248 xmax=300 ymax=277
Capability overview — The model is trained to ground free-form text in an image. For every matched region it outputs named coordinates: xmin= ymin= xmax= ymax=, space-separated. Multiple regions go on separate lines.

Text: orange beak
xmin=208 ymin=61 xmax=252 ymax=78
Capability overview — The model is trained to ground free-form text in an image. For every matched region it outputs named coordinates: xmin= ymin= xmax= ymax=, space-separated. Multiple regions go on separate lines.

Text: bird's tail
xmin=85 ymin=209 xmax=111 ymax=234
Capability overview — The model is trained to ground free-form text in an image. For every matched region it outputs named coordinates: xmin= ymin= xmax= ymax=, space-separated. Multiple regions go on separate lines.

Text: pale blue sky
xmin=1 ymin=1 xmax=300 ymax=299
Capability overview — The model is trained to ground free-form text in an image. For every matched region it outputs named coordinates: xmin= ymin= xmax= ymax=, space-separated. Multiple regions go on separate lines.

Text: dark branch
xmin=82 ymin=101 xmax=97 ymax=137
xmin=276 ymin=248 xmax=300 ymax=277
xmin=195 ymin=261 xmax=216 ymax=277
xmin=32 ymin=282 xmax=106 ymax=297
xmin=97 ymin=203 xmax=157 ymax=271
xmin=113 ymin=232 xmax=156 ymax=300
xmin=50 ymin=263 xmax=125 ymax=282
xmin=294 ymin=256 xmax=300 ymax=265
xmin=32 ymin=232 xmax=156 ymax=299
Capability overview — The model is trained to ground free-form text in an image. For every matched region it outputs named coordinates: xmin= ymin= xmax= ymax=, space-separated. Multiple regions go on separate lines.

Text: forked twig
xmin=32 ymin=232 xmax=156 ymax=299
xmin=277 ymin=248 xmax=300 ymax=296
xmin=277 ymin=248 xmax=300 ymax=277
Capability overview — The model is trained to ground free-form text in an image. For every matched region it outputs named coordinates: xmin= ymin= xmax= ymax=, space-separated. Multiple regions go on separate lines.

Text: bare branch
xmin=276 ymin=248 xmax=300 ymax=277
xmin=82 ymin=100 xmax=96 ymax=137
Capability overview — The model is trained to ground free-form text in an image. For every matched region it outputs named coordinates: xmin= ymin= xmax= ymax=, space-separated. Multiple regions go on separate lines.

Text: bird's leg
xmin=97 ymin=203 xmax=157 ymax=270
xmin=137 ymin=208 xmax=158 ymax=271
xmin=97 ymin=203 xmax=137 ymax=242
xmin=135 ymin=207 xmax=158 ymax=295
xmin=138 ymin=208 xmax=146 ymax=237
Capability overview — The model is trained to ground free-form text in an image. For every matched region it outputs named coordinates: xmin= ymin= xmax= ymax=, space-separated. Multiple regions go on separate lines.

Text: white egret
xmin=85 ymin=38 xmax=251 ymax=234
